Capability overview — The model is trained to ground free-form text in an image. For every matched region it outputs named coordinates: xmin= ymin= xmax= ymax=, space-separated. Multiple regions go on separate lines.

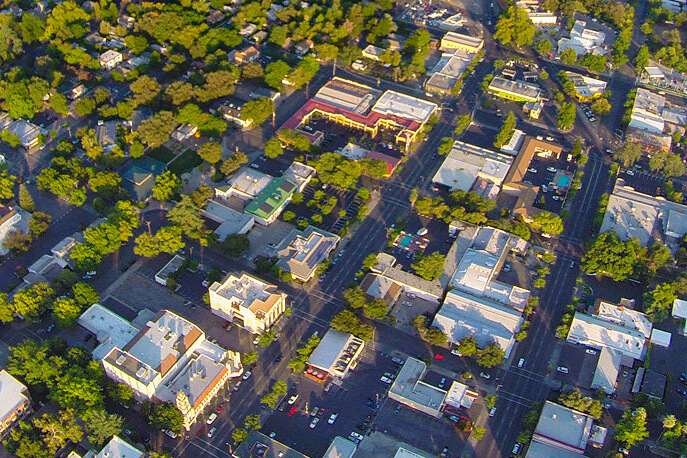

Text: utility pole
xmin=272 ymin=111 xmax=276 ymax=129
xmin=146 ymin=221 xmax=151 ymax=235
xmin=333 ymin=59 xmax=337 ymax=77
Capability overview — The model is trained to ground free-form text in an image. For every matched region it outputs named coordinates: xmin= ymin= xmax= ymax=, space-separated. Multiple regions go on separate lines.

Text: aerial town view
xmin=3 ymin=0 xmax=687 ymax=457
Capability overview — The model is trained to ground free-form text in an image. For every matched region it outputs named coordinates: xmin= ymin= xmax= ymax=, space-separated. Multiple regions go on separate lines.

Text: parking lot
xmin=136 ymin=253 xmax=207 ymax=306
xmin=618 ymin=167 xmax=667 ymax=197
xmin=387 ymin=214 xmax=453 ymax=272
xmin=553 ymin=344 xmax=600 ymax=389
xmin=261 ymin=349 xmax=402 ymax=457
xmin=521 ymin=154 xmax=576 ymax=213
xmin=288 ymin=182 xmax=361 ymax=234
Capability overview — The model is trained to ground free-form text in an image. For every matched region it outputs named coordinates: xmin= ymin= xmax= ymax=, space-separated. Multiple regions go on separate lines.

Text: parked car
xmin=242 ymin=371 xmax=252 ymax=380
xmin=311 ymin=407 xmax=319 ymax=417
xmin=392 ymin=357 xmax=404 ymax=365
xmin=350 ymin=432 xmax=364 ymax=442
xmin=288 ymin=395 xmax=299 ymax=405
xmin=207 ymin=413 xmax=217 ymax=424
xmin=309 ymin=418 xmax=319 ymax=429
xmin=546 ymin=167 xmax=557 ymax=172
xmin=233 ymin=380 xmax=242 ymax=391
xmin=207 ymin=427 xmax=216 ymax=438
xmin=503 ymin=263 xmax=511 ymax=272
xmin=380 ymin=376 xmax=393 ymax=384
xmin=434 ymin=354 xmax=445 ymax=360
xmin=439 ymin=377 xmax=447 ymax=388
xmin=287 ymin=407 xmax=297 ymax=417
xmin=527 ymin=168 xmax=537 ymax=173
xmin=328 ymin=413 xmax=338 ymax=424
xmin=450 ymin=349 xmax=462 ymax=356
xmin=512 ymin=443 xmax=521 ymax=455
xmin=557 ymin=366 xmax=569 ymax=374
xmin=518 ymin=358 xmax=525 ymax=368
xmin=164 ymin=430 xmax=178 ymax=439
xmin=489 ymin=407 xmax=497 ymax=417
xmin=479 ymin=372 xmax=491 ymax=379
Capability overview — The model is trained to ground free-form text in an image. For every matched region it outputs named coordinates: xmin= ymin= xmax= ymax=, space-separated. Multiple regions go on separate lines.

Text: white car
xmin=545 ymin=136 xmax=555 ymax=141
xmin=164 ymin=430 xmax=178 ymax=439
xmin=206 ymin=413 xmax=217 ymax=424
xmin=242 ymin=370 xmax=252 ymax=380
xmin=557 ymin=366 xmax=569 ymax=374
xmin=207 ymin=427 xmax=216 ymax=438
xmin=350 ymin=432 xmax=364 ymax=442
xmin=541 ymin=185 xmax=548 ymax=193
xmin=253 ymin=335 xmax=260 ymax=345
xmin=585 ymin=349 xmax=598 ymax=355
xmin=512 ymin=443 xmax=522 ymax=455
xmin=450 ymin=349 xmax=462 ymax=356
xmin=328 ymin=413 xmax=338 ymax=424
xmin=380 ymin=376 xmax=393 ymax=384
xmin=518 ymin=358 xmax=525 ymax=368
xmin=546 ymin=167 xmax=557 ymax=173
xmin=309 ymin=417 xmax=319 ymax=429
xmin=527 ymin=167 xmax=538 ymax=173
xmin=489 ymin=407 xmax=497 ymax=417
xmin=626 ymin=170 xmax=635 ymax=176
xmin=288 ymin=395 xmax=299 ymax=405
xmin=552 ymin=195 xmax=561 ymax=201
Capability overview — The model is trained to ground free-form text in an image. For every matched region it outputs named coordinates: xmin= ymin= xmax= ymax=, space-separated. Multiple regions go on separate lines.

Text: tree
xmin=83 ymin=409 xmax=122 ymax=446
xmin=455 ymin=115 xmax=471 ymax=136
xmin=616 ymin=141 xmax=642 ymax=167
xmin=168 ymin=195 xmax=205 ymax=239
xmin=130 ymin=75 xmax=161 ymax=107
xmin=438 ymin=137 xmax=454 ymax=156
xmin=72 ymin=283 xmax=99 ymax=308
xmin=264 ymin=139 xmax=283 ymax=158
xmin=220 ymin=234 xmax=250 ymax=258
xmin=198 ymin=142 xmax=222 ymax=164
xmin=535 ymin=38 xmax=552 ymax=55
xmin=134 ymin=233 xmax=160 ymax=258
xmin=156 ymin=226 xmax=185 ymax=254
xmin=364 ymin=298 xmax=388 ymax=320
xmin=264 ymin=61 xmax=291 ymax=89
xmin=53 ymin=298 xmax=83 ymax=328
xmin=71 ymin=244 xmax=102 ymax=271
xmin=0 ymin=292 xmax=13 ymax=323
xmin=278 ymin=129 xmax=311 ymax=152
xmin=243 ymin=351 xmax=258 ymax=366
xmin=645 ymin=284 xmax=678 ymax=323
xmin=557 ymin=102 xmax=576 ymax=130
xmin=529 ymin=212 xmax=563 ymax=235
xmin=29 ymin=211 xmax=51 ymax=239
xmin=635 ymin=46 xmax=650 ymax=72
xmin=152 ymin=171 xmax=181 ymax=201
xmin=145 ymin=402 xmax=183 ymax=432
xmin=477 ymin=343 xmax=505 ymax=368
xmin=137 ymin=111 xmax=177 ymax=148
xmin=560 ymin=48 xmax=577 ymax=65
xmin=413 ymin=315 xmax=427 ymax=332
xmin=2 ymin=229 xmax=30 ymax=252
xmin=615 ymin=408 xmax=648 ymax=447
xmin=582 ymin=232 xmax=641 ymax=281
xmin=84 ymin=222 xmax=121 ymax=255
xmin=220 ymin=151 xmax=248 ymax=176
xmin=12 ymin=283 xmax=53 ymax=321
xmin=494 ymin=111 xmax=517 ymax=148
xmin=494 ymin=6 xmax=535 ymax=47
xmin=312 ymin=153 xmax=361 ymax=188
xmin=412 ymin=252 xmax=445 ymax=281
xmin=591 ymin=98 xmax=611 ymax=115
xmin=19 ymin=13 xmax=45 ymax=43
xmin=650 ymin=151 xmax=685 ymax=177
xmin=343 ymin=287 xmax=367 ymax=309
xmin=425 ymin=327 xmax=447 ymax=345
xmin=33 ymin=410 xmax=84 ymax=452
xmin=458 ymin=336 xmax=478 ymax=356
xmin=241 ymin=98 xmax=274 ymax=127
xmin=0 ymin=170 xmax=15 ymax=200
xmin=558 ymin=389 xmax=603 ymax=418
xmin=51 ymin=372 xmax=104 ymax=411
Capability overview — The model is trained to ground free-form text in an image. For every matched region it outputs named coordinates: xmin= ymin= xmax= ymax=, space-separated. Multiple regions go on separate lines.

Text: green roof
xmin=245 ymin=178 xmax=297 ymax=219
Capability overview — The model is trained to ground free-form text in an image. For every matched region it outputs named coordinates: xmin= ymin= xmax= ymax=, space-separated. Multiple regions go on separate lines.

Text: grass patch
xmin=168 ymin=149 xmax=202 ymax=175
xmin=147 ymin=146 xmax=176 ymax=164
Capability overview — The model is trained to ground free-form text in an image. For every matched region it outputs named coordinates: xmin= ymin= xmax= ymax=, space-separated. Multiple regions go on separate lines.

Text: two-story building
xmin=0 ymin=370 xmax=32 ymax=440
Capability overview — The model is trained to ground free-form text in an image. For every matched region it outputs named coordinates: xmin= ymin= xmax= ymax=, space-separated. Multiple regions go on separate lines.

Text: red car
xmin=287 ymin=407 xmax=297 ymax=417
xmin=216 ymin=405 xmax=225 ymax=414
xmin=434 ymin=354 xmax=445 ymax=360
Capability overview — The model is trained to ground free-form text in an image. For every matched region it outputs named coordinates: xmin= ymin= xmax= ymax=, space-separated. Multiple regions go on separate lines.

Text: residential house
xmin=99 ymin=50 xmax=123 ymax=70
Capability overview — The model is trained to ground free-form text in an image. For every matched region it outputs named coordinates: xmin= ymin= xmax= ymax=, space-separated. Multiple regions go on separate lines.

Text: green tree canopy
xmin=412 ymin=252 xmax=445 ymax=281
xmin=616 ymin=141 xmax=642 ymax=167
xmin=152 ymin=171 xmax=181 ymax=201
xmin=615 ymin=408 xmax=648 ymax=447
xmin=582 ymin=232 xmax=642 ymax=281
xmin=494 ymin=6 xmax=535 ymax=47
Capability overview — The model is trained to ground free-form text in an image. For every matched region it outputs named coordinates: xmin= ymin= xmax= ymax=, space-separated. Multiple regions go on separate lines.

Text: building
xmin=628 ymin=88 xmax=686 ymax=150
xmin=119 ymin=157 xmax=166 ymax=202
xmin=672 ymin=298 xmax=687 ymax=333
xmin=388 ymin=357 xmax=448 ymax=418
xmin=362 ymin=44 xmax=385 ymax=61
xmin=499 ymin=129 xmax=526 ymax=156
xmin=294 ymin=39 xmax=314 ymax=56
xmin=95 ymin=121 xmax=118 ymax=151
xmin=567 ymin=312 xmax=648 ymax=361
xmin=629 ymin=88 xmax=668 ymax=134
xmin=244 ymin=178 xmax=297 ymax=225
xmin=70 ymin=83 xmax=86 ymax=100
xmin=529 ymin=401 xmax=595 ymax=455
xmin=444 ymin=380 xmax=478 ymax=410
xmin=234 ymin=45 xmax=260 ymax=64
xmin=234 ymin=431 xmax=310 ymax=458
xmin=80 ymin=305 xmax=243 ymax=430
xmin=528 ymin=11 xmax=558 ymax=25
xmin=99 ymin=50 xmax=123 ymax=70
xmin=439 ymin=31 xmax=484 ymax=53
xmin=154 ymin=254 xmax=184 ymax=286
xmin=171 ymin=124 xmax=198 ymax=142
xmin=201 ymin=200 xmax=254 ymax=241
xmin=600 ymin=178 xmax=687 ymax=254
xmin=431 ymin=141 xmax=513 ymax=195
xmin=383 ymin=33 xmax=407 ymax=51
xmin=218 ymin=168 xmax=273 ymax=201
xmin=281 ymin=78 xmax=438 ymax=153
xmin=281 ymin=161 xmax=315 ymax=193
xmin=276 ymin=226 xmax=340 ymax=282
xmin=488 ymin=77 xmax=542 ymax=103
xmin=558 ymin=20 xmax=607 ymax=56
xmin=662 ymin=0 xmax=687 ymax=13
xmin=566 ymin=72 xmax=607 ymax=101
xmin=218 ymin=98 xmax=251 ymax=128
xmin=208 ymin=273 xmax=287 ymax=334
xmin=95 ymin=436 xmax=144 ymax=458
xmin=306 ymin=329 xmax=364 ymax=381
xmin=425 ymin=51 xmax=474 ymax=95
xmin=0 ymin=203 xmax=29 ymax=256
xmin=591 ymin=346 xmax=622 ymax=394
xmin=322 ymin=437 xmax=357 ymax=458
xmin=4 ymin=119 xmax=46 ymax=149
xmin=0 ymin=370 xmax=32 ymax=440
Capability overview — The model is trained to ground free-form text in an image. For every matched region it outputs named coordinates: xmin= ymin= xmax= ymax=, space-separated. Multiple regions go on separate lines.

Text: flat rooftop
xmin=489 ymin=77 xmax=542 ymax=99
xmin=307 ymin=329 xmax=363 ymax=376
xmin=568 ymin=312 xmax=646 ymax=360
xmin=389 ymin=357 xmax=446 ymax=411
xmin=96 ymin=436 xmax=144 ymax=458
xmin=234 ymin=431 xmax=310 ymax=458
xmin=228 ymin=168 xmax=274 ymax=198
xmin=432 ymin=141 xmax=513 ymax=191
xmin=313 ymin=77 xmax=381 ymax=115
xmin=0 ymin=370 xmax=28 ymax=423
xmin=595 ymin=300 xmax=652 ymax=339
xmin=210 ymin=273 xmax=282 ymax=315
xmin=534 ymin=401 xmax=593 ymax=452
xmin=78 ymin=303 xmax=140 ymax=360
xmin=441 ymin=31 xmax=484 ymax=49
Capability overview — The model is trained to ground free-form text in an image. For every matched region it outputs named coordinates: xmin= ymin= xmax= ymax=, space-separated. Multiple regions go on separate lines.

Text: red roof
xmin=366 ymin=150 xmax=401 ymax=175
xmin=281 ymin=98 xmax=423 ymax=138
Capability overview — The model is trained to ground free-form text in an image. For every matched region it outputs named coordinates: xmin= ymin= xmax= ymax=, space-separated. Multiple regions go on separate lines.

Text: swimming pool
xmin=399 ymin=236 xmax=412 ymax=247
xmin=557 ymin=174 xmax=570 ymax=188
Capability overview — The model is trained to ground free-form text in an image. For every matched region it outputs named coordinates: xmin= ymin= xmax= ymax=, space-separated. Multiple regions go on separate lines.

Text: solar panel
xmin=259 ymin=202 xmax=274 ymax=214
xmin=280 ymin=181 xmax=296 ymax=192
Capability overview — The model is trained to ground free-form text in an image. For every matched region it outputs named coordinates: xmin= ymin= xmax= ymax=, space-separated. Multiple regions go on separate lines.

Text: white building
xmin=79 ymin=305 xmax=243 ymax=430
xmin=201 ymin=200 xmax=254 ymax=241
xmin=276 ymin=226 xmax=340 ymax=282
xmin=528 ymin=11 xmax=558 ymax=25
xmin=629 ymin=88 xmax=667 ymax=134
xmin=530 ymin=401 xmax=595 ymax=455
xmin=567 ymin=313 xmax=648 ymax=361
xmin=0 ymin=204 xmax=29 ymax=256
xmin=0 ymin=370 xmax=32 ymax=440
xmin=217 ymin=168 xmax=273 ymax=201
xmin=208 ymin=273 xmax=287 ymax=335
xmin=95 ymin=436 xmax=144 ymax=458
xmin=431 ymin=141 xmax=513 ymax=194
xmin=99 ymin=50 xmax=123 ymax=70
xmin=388 ymin=357 xmax=448 ymax=418
xmin=558 ymin=20 xmax=607 ymax=56
xmin=662 ymin=0 xmax=687 ymax=13
xmin=306 ymin=329 xmax=365 ymax=380
xmin=4 ymin=119 xmax=46 ymax=149
xmin=362 ymin=45 xmax=385 ymax=61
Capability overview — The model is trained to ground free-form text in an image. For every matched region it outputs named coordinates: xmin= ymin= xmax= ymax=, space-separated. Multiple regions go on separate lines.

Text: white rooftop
xmin=595 ymin=300 xmax=652 ymax=339
xmin=372 ymin=90 xmax=438 ymax=124
xmin=673 ymin=298 xmax=687 ymax=319
xmin=444 ymin=380 xmax=477 ymax=409
xmin=0 ymin=370 xmax=29 ymax=423
xmin=307 ymin=329 xmax=363 ymax=377
xmin=650 ymin=328 xmax=672 ymax=347
xmin=533 ymin=401 xmax=594 ymax=453
xmin=388 ymin=357 xmax=447 ymax=411
xmin=567 ymin=312 xmax=647 ymax=360
xmin=228 ymin=168 xmax=273 ymax=198
xmin=209 ymin=273 xmax=282 ymax=315
xmin=591 ymin=346 xmax=621 ymax=394
xmin=95 ymin=436 xmax=144 ymax=458
xmin=323 ymin=436 xmax=357 ymax=458
xmin=432 ymin=141 xmax=513 ymax=191
xmin=314 ymin=78 xmax=381 ymax=114
xmin=78 ymin=303 xmax=140 ymax=361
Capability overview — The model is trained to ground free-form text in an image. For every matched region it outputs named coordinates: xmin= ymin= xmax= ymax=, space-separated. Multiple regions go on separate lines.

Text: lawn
xmin=168 ymin=149 xmax=202 ymax=175
xmin=147 ymin=146 xmax=176 ymax=164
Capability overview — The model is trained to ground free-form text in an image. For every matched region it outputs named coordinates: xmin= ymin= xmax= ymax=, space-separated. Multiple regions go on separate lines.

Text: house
xmin=294 ymin=39 xmax=314 ymax=56
xmin=238 ymin=23 xmax=257 ymax=37
xmin=281 ymin=161 xmax=315 ymax=193
xmin=251 ymin=30 xmax=268 ymax=44
xmin=528 ymin=11 xmax=558 ymax=25
xmin=558 ymin=20 xmax=607 ymax=56
xmin=0 ymin=370 xmax=32 ymax=440
xmin=209 ymin=273 xmax=287 ymax=334
xmin=4 ymin=119 xmax=46 ymax=150
xmin=383 ymin=34 xmax=406 ymax=51
xmin=207 ymin=9 xmax=225 ymax=24
xmin=276 ymin=226 xmax=340 ymax=282
xmin=95 ymin=120 xmax=118 ymax=151
xmin=70 ymin=83 xmax=86 ymax=100
xmin=566 ymin=72 xmax=607 ymax=101
xmin=244 ymin=178 xmax=297 ymax=225
xmin=234 ymin=46 xmax=260 ymax=65
xmin=171 ymin=124 xmax=198 ymax=142
xmin=201 ymin=200 xmax=254 ymax=241
xmin=0 ymin=203 xmax=29 ymax=256
xmin=79 ymin=305 xmax=243 ymax=430
xmin=99 ymin=50 xmax=123 ymax=70
xmin=425 ymin=51 xmax=474 ymax=95
xmin=218 ymin=98 xmax=251 ymax=128
xmin=95 ymin=436 xmax=144 ymax=458
xmin=362 ymin=45 xmax=385 ymax=61
xmin=119 ymin=157 xmax=167 ymax=202
xmin=218 ymin=168 xmax=273 ymax=201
